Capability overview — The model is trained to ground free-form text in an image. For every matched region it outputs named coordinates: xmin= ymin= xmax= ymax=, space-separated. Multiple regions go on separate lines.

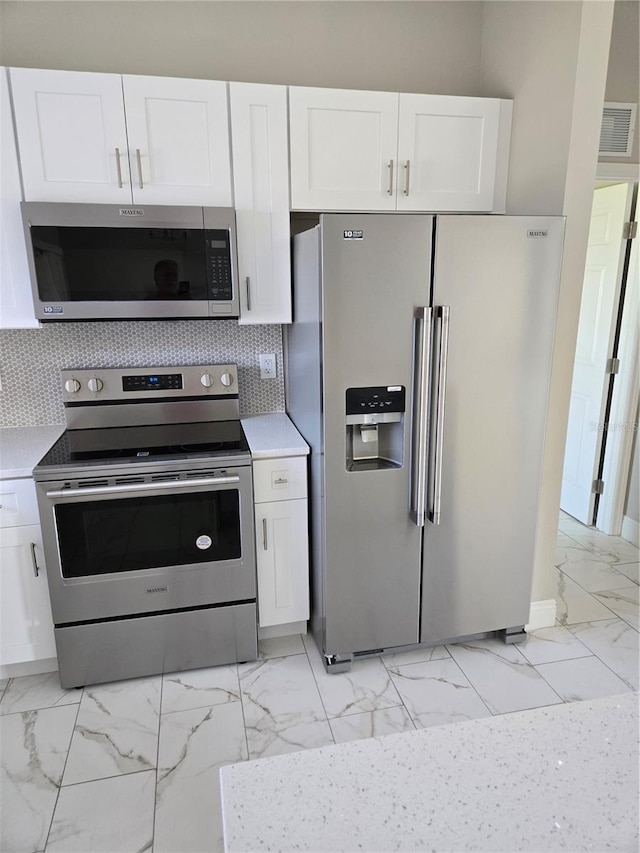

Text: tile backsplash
xmin=0 ymin=320 xmax=285 ymax=427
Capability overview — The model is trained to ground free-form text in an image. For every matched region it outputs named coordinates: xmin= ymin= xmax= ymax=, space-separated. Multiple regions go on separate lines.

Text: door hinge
xmin=606 ymin=357 xmax=621 ymax=375
xmin=592 ymin=479 xmax=605 ymax=495
xmin=623 ymin=221 xmax=638 ymax=240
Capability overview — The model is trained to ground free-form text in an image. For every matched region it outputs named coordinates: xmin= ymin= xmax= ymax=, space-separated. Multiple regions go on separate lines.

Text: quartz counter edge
xmin=241 ymin=413 xmax=309 ymax=459
xmin=0 ymin=425 xmax=65 ymax=479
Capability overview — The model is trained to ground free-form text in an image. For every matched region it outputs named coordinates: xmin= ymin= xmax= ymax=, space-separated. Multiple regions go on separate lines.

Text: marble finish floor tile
xmin=518 ymin=625 xmax=592 ymax=666
xmin=0 ymin=704 xmax=77 ymax=853
xmin=556 ymin=546 xmax=633 ymax=592
xmin=616 ymin=561 xmax=640 ymax=585
xmin=155 ymin=702 xmax=247 ymax=853
xmin=0 ymin=678 xmax=9 ymax=701
xmin=303 ymin=633 xmax=403 ymax=719
xmin=592 ymin=586 xmax=639 ymax=630
xmin=161 ymin=664 xmax=240 ymax=715
xmin=239 ymin=654 xmax=333 ymax=759
xmin=535 ymin=656 xmax=632 ymax=703
xmin=554 ymin=567 xmax=619 ymax=626
xmin=47 ymin=769 xmax=155 ymax=853
xmin=329 ymin=706 xmax=416 ymax=744
xmin=258 ymin=634 xmax=306 ymax=659
xmin=0 ymin=671 xmax=82 ymax=716
xmin=558 ymin=514 xmax=592 ymax=536
xmin=381 ymin=644 xmax=450 ymax=669
xmin=447 ymin=638 xmax=563 ymax=715
xmin=557 ymin=530 xmax=584 ymax=548
xmin=388 ymin=658 xmax=491 ymax=729
xmin=568 ymin=618 xmax=640 ymax=689
xmin=571 ymin=530 xmax=640 ymax=565
xmin=62 ymin=675 xmax=160 ymax=786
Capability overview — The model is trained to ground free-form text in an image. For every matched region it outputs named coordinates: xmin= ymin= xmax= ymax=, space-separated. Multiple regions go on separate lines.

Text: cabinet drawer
xmin=0 ymin=479 xmax=39 ymax=528
xmin=253 ymin=457 xmax=307 ymax=503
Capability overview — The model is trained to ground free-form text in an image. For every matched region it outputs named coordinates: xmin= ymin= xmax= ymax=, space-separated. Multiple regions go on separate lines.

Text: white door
xmin=230 ymin=82 xmax=292 ymax=324
xmin=122 ymin=75 xmax=232 ymax=206
xmin=10 ymin=68 xmax=131 ymax=203
xmin=561 ymin=183 xmax=634 ymax=523
xmin=396 ymin=94 xmax=500 ymax=212
xmin=289 ymin=86 xmax=399 ymax=211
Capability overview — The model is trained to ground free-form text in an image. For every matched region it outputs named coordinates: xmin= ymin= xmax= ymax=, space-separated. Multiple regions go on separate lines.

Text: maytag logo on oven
xmin=119 ymin=208 xmax=145 ymax=216
xmin=146 ymin=585 xmax=168 ymax=594
xmin=43 ymin=305 xmax=64 ymax=314
xmin=527 ymin=229 xmax=548 ymax=238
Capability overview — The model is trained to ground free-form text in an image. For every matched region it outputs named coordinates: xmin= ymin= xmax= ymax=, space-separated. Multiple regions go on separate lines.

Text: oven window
xmin=55 ymin=490 xmax=241 ymax=577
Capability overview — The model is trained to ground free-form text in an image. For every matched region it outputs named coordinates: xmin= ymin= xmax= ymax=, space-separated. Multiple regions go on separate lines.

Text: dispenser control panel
xmin=346 ymin=386 xmax=406 ymax=414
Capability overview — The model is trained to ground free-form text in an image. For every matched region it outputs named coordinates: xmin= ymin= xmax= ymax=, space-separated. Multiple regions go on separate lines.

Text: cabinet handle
xmin=404 ymin=160 xmax=411 ymax=196
xmin=136 ymin=149 xmax=144 ymax=189
xmin=387 ymin=160 xmax=394 ymax=195
xmin=262 ymin=518 xmax=268 ymax=550
xmin=115 ymin=148 xmax=123 ymax=189
xmin=30 ymin=542 xmax=40 ymax=578
xmin=246 ymin=277 xmax=252 ymax=311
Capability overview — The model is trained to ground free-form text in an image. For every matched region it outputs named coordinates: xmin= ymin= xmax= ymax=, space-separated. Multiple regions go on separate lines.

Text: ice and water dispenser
xmin=345 ymin=386 xmax=405 ymax=472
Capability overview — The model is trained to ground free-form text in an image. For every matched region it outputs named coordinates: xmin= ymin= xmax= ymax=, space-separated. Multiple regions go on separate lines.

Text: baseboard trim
xmin=258 ymin=621 xmax=307 ymax=640
xmin=0 ymin=657 xmax=58 ymax=681
xmin=621 ymin=515 xmax=639 ymax=547
xmin=525 ymin=599 xmax=557 ymax=631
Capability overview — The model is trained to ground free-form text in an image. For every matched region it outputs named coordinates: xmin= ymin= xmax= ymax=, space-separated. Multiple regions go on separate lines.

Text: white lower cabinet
xmin=0 ymin=479 xmax=56 ymax=667
xmin=253 ymin=457 xmax=309 ymax=629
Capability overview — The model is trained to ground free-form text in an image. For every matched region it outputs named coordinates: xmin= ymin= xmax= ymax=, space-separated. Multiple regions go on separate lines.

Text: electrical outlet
xmin=259 ymin=353 xmax=277 ymax=379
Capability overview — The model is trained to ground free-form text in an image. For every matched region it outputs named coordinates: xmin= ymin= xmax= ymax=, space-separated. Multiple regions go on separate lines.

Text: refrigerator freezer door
xmin=321 ymin=213 xmax=433 ymax=656
xmin=421 ymin=215 xmax=564 ymax=644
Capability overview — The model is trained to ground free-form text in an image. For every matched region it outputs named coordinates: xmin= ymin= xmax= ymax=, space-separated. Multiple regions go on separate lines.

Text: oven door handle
xmin=45 ymin=474 xmax=241 ymax=499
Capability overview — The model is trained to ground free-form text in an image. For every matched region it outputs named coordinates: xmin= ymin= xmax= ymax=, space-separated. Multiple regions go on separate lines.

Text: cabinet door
xmin=396 ymin=94 xmax=501 ymax=212
xmin=289 ymin=87 xmax=399 ymax=211
xmin=256 ymin=499 xmax=309 ymax=628
xmin=123 ymin=75 xmax=232 ymax=206
xmin=10 ymin=68 xmax=131 ymax=203
xmin=0 ymin=525 xmax=56 ymax=666
xmin=230 ymin=82 xmax=291 ymax=324
xmin=1 ymin=68 xmax=38 ymax=328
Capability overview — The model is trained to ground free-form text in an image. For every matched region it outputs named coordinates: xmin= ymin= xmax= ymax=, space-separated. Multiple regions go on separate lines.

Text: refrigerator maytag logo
xmin=527 ymin=229 xmax=549 ymax=238
xmin=119 ymin=208 xmax=145 ymax=216
xmin=343 ymin=230 xmax=364 ymax=240
xmin=43 ymin=305 xmax=64 ymax=314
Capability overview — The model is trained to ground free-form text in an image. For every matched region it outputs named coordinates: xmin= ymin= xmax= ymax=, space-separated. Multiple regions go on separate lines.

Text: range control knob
xmin=64 ymin=379 xmax=81 ymax=394
xmin=87 ymin=378 xmax=104 ymax=393
xmin=200 ymin=373 xmax=213 ymax=388
xmin=220 ymin=372 xmax=234 ymax=387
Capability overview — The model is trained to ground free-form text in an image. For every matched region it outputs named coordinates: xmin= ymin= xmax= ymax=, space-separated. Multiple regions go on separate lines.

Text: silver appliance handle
xmin=46 ymin=474 xmax=240 ymax=499
xmin=429 ymin=306 xmax=450 ymax=525
xmin=135 ymin=149 xmax=144 ymax=189
xmin=404 ymin=160 xmax=411 ymax=196
xmin=246 ymin=276 xmax=252 ymax=311
xmin=262 ymin=517 xmax=268 ymax=550
xmin=387 ymin=160 xmax=394 ymax=195
xmin=115 ymin=148 xmax=123 ymax=189
xmin=411 ymin=306 xmax=432 ymax=527
xmin=30 ymin=542 xmax=40 ymax=577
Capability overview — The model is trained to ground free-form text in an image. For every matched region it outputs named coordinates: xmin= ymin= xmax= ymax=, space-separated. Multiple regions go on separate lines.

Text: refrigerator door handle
xmin=429 ymin=305 xmax=450 ymax=525
xmin=411 ymin=306 xmax=432 ymax=526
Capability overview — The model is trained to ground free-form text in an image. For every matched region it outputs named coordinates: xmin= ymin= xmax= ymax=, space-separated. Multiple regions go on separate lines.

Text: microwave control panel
xmin=206 ymin=232 xmax=233 ymax=302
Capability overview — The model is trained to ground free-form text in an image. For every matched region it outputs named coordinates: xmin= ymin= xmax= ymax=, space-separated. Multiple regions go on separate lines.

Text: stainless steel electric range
xmin=33 ymin=364 xmax=257 ymax=689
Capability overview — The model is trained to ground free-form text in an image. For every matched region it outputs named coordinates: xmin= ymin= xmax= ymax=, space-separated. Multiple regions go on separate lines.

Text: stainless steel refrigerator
xmin=286 ymin=214 xmax=564 ymax=671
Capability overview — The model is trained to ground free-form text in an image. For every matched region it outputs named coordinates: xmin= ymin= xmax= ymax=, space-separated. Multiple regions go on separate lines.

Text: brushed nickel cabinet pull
xmin=404 ymin=160 xmax=411 ymax=196
xmin=115 ymin=148 xmax=123 ymax=188
xmin=387 ymin=160 xmax=394 ymax=195
xmin=262 ymin=518 xmax=268 ymax=550
xmin=30 ymin=542 xmax=40 ymax=577
xmin=246 ymin=277 xmax=252 ymax=311
xmin=136 ymin=149 xmax=144 ymax=189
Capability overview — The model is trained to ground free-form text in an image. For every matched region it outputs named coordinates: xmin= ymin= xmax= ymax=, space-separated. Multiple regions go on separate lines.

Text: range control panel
xmin=346 ymin=386 xmax=406 ymax=415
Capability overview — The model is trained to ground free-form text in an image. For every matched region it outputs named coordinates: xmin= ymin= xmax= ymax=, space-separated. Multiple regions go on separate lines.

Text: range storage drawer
xmin=252 ymin=456 xmax=307 ymax=503
xmin=0 ymin=478 xmax=40 ymax=528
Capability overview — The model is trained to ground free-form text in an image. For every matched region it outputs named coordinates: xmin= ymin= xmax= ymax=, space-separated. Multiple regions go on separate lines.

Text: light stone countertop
xmin=0 ymin=425 xmax=65 ymax=479
xmin=220 ymin=692 xmax=639 ymax=852
xmin=241 ymin=413 xmax=309 ymax=459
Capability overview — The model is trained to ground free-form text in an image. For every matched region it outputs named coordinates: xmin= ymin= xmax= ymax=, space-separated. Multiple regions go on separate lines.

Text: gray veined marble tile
xmin=568 ymin=618 xmax=640 ymax=689
xmin=239 ymin=654 xmax=333 ymax=759
xmin=616 ymin=561 xmax=640 ymax=585
xmin=47 ymin=769 xmax=155 ymax=853
xmin=154 ymin=702 xmax=247 ymax=853
xmin=161 ymin=664 xmax=240 ymax=715
xmin=381 ymin=644 xmax=450 ymax=670
xmin=592 ymin=586 xmax=639 ymax=631
xmin=0 ymin=704 xmax=77 ymax=853
xmin=0 ymin=671 xmax=82 ymax=716
xmin=557 ymin=530 xmax=586 ymax=548
xmin=518 ymin=625 xmax=592 ymax=666
xmin=556 ymin=545 xmax=633 ymax=592
xmin=388 ymin=658 xmax=491 ymax=729
xmin=303 ymin=633 xmax=403 ymax=719
xmin=570 ymin=530 xmax=640 ymax=565
xmin=553 ymin=567 xmax=619 ymax=626
xmin=258 ymin=633 xmax=306 ymax=659
xmin=62 ymin=675 xmax=160 ymax=786
xmin=534 ymin=656 xmax=632 ymax=703
xmin=329 ymin=705 xmax=416 ymax=744
xmin=558 ymin=514 xmax=592 ymax=536
xmin=0 ymin=678 xmax=9 ymax=700
xmin=447 ymin=638 xmax=563 ymax=715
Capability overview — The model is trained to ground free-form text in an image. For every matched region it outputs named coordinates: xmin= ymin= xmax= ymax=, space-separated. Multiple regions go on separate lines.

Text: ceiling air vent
xmin=599 ymin=103 xmax=637 ymax=157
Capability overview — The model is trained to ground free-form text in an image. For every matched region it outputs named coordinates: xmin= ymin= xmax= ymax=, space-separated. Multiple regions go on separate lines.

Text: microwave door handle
xmin=46 ymin=474 xmax=240 ymax=499
xmin=411 ymin=306 xmax=432 ymax=527
xmin=429 ymin=306 xmax=450 ymax=525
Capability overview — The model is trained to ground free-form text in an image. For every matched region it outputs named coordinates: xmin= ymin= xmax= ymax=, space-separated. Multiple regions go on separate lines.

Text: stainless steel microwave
xmin=21 ymin=203 xmax=239 ymax=321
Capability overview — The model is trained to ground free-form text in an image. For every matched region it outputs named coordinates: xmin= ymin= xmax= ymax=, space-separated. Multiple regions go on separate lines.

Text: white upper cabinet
xmin=230 ymin=82 xmax=292 ymax=324
xmin=289 ymin=87 xmax=512 ymax=213
xmin=1 ymin=67 xmax=39 ymax=328
xmin=122 ymin=75 xmax=232 ymax=206
xmin=10 ymin=68 xmax=132 ymax=203
xmin=10 ymin=68 xmax=232 ymax=206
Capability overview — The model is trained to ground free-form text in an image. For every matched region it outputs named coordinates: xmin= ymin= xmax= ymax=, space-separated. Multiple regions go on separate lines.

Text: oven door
xmin=36 ymin=466 xmax=256 ymax=625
